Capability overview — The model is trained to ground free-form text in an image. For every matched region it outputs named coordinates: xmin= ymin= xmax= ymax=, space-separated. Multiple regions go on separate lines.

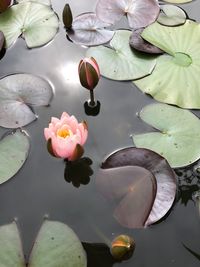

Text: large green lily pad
xmin=134 ymin=20 xmax=200 ymax=109
xmin=86 ymin=30 xmax=157 ymax=81
xmin=0 ymin=1 xmax=58 ymax=48
xmin=132 ymin=103 xmax=200 ymax=168
xmin=0 ymin=130 xmax=30 ymax=184
xmin=0 ymin=220 xmax=87 ymax=267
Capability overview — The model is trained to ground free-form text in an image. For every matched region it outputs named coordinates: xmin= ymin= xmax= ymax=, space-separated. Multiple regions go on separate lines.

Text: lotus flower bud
xmin=78 ymin=57 xmax=100 ymax=90
xmin=111 ymin=235 xmax=135 ymax=261
xmin=63 ymin=3 xmax=73 ymax=29
xmin=0 ymin=0 xmax=11 ymax=12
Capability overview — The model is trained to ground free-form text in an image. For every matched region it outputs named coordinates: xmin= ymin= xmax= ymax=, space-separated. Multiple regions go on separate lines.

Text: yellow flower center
xmin=57 ymin=129 xmax=70 ymax=138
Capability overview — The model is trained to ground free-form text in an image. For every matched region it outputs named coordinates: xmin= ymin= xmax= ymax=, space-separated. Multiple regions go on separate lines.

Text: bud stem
xmin=89 ymin=90 xmax=96 ymax=107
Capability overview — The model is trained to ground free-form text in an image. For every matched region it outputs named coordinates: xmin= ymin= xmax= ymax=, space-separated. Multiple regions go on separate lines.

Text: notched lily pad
xmin=157 ymin=5 xmax=187 ymax=26
xmin=67 ymin=12 xmax=114 ymax=46
xmin=0 ymin=220 xmax=87 ymax=267
xmin=134 ymin=20 xmax=200 ymax=109
xmin=96 ymin=0 xmax=160 ymax=29
xmin=0 ymin=130 xmax=30 ymax=184
xmin=129 ymin=28 xmax=164 ymax=54
xmin=86 ymin=30 xmax=157 ymax=81
xmin=133 ymin=103 xmax=200 ymax=168
xmin=97 ymin=147 xmax=176 ymax=228
xmin=0 ymin=73 xmax=53 ymax=128
xmin=0 ymin=1 xmax=59 ymax=48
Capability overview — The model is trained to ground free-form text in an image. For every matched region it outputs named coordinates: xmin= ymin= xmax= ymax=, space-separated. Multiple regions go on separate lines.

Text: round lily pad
xmin=0 ymin=1 xmax=59 ymax=48
xmin=0 ymin=73 xmax=53 ymax=128
xmin=134 ymin=20 xmax=200 ymax=109
xmin=96 ymin=0 xmax=160 ymax=29
xmin=67 ymin=12 xmax=114 ymax=46
xmin=97 ymin=147 xmax=176 ymax=227
xmin=157 ymin=5 xmax=187 ymax=26
xmin=86 ymin=30 xmax=157 ymax=81
xmin=0 ymin=130 xmax=30 ymax=185
xmin=132 ymin=103 xmax=200 ymax=168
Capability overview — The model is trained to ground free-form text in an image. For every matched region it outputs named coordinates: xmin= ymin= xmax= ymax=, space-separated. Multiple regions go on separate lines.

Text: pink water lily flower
xmin=44 ymin=112 xmax=88 ymax=161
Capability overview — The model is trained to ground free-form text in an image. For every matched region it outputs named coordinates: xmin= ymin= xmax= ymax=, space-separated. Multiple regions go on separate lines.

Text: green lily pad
xmin=86 ymin=30 xmax=157 ymax=81
xmin=17 ymin=0 xmax=51 ymax=5
xmin=0 ymin=1 xmax=58 ymax=48
xmin=132 ymin=103 xmax=200 ymax=168
xmin=0 ymin=220 xmax=87 ymax=267
xmin=29 ymin=220 xmax=87 ymax=267
xmin=0 ymin=130 xmax=30 ymax=184
xmin=0 ymin=222 xmax=25 ymax=267
xmin=134 ymin=20 xmax=200 ymax=109
xmin=157 ymin=5 xmax=186 ymax=26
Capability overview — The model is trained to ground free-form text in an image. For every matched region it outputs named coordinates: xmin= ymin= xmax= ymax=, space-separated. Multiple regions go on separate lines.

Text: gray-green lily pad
xmin=162 ymin=0 xmax=192 ymax=3
xmin=86 ymin=30 xmax=157 ymax=81
xmin=0 ymin=222 xmax=25 ymax=266
xmin=132 ymin=103 xmax=200 ymax=168
xmin=157 ymin=5 xmax=187 ymax=26
xmin=17 ymin=0 xmax=51 ymax=5
xmin=134 ymin=20 xmax=200 ymax=109
xmin=0 ymin=130 xmax=30 ymax=184
xmin=29 ymin=220 xmax=87 ymax=267
xmin=0 ymin=1 xmax=58 ymax=48
xmin=0 ymin=220 xmax=87 ymax=267
xmin=0 ymin=73 xmax=53 ymax=128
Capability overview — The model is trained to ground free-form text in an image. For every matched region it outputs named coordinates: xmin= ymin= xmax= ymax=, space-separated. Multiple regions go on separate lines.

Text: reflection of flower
xmin=44 ymin=112 xmax=88 ymax=161
xmin=78 ymin=57 xmax=100 ymax=90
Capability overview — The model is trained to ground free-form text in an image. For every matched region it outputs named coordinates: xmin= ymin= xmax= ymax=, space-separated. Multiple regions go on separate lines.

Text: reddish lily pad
xmin=0 ymin=0 xmax=11 ymax=12
xmin=129 ymin=28 xmax=164 ymax=54
xmin=97 ymin=147 xmax=176 ymax=228
xmin=96 ymin=0 xmax=160 ymax=29
xmin=67 ymin=12 xmax=114 ymax=46
xmin=97 ymin=166 xmax=157 ymax=228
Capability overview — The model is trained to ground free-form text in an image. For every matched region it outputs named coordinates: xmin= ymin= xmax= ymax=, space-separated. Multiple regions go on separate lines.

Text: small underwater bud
xmin=63 ymin=3 xmax=73 ymax=29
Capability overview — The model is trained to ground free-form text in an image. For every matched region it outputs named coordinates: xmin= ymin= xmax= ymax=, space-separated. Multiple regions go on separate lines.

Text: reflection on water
xmin=58 ymin=62 xmax=80 ymax=86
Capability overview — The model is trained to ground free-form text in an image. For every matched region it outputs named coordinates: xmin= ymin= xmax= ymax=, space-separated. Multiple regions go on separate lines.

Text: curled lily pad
xmin=129 ymin=28 xmax=164 ymax=54
xmin=67 ymin=13 xmax=114 ymax=46
xmin=0 ymin=130 xmax=30 ymax=184
xmin=29 ymin=220 xmax=87 ymax=267
xmin=86 ymin=30 xmax=157 ymax=81
xmin=97 ymin=147 xmax=176 ymax=228
xmin=0 ymin=222 xmax=25 ymax=266
xmin=132 ymin=103 xmax=200 ymax=168
xmin=134 ymin=20 xmax=200 ymax=109
xmin=0 ymin=73 xmax=53 ymax=128
xmin=96 ymin=0 xmax=160 ymax=29
xmin=157 ymin=5 xmax=187 ymax=26
xmin=97 ymin=166 xmax=157 ymax=228
xmin=0 ymin=1 xmax=58 ymax=48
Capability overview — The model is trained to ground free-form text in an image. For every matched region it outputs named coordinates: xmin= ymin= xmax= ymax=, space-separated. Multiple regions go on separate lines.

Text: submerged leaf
xmin=0 ymin=74 xmax=53 ymax=128
xmin=133 ymin=103 xmax=200 ymax=168
xmin=134 ymin=20 xmax=200 ymax=109
xmin=157 ymin=5 xmax=186 ymax=26
xmin=96 ymin=0 xmax=160 ymax=29
xmin=29 ymin=220 xmax=87 ymax=267
xmin=0 ymin=2 xmax=58 ymax=48
xmin=0 ymin=222 xmax=25 ymax=267
xmin=0 ymin=130 xmax=30 ymax=184
xmin=129 ymin=28 xmax=164 ymax=54
xmin=67 ymin=12 xmax=114 ymax=46
xmin=97 ymin=147 xmax=176 ymax=228
xmin=87 ymin=30 xmax=156 ymax=81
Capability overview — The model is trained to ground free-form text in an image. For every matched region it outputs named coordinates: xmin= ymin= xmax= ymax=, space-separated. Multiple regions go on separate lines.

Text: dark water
xmin=0 ymin=0 xmax=199 ymax=266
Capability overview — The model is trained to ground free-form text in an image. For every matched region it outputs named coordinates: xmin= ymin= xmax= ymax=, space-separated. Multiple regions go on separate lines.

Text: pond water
xmin=0 ymin=0 xmax=199 ymax=266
